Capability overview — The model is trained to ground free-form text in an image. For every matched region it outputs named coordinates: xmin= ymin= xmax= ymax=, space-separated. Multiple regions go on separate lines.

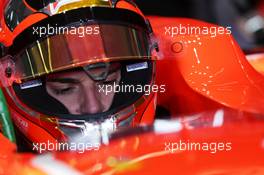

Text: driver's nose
xmin=79 ymin=81 xmax=103 ymax=114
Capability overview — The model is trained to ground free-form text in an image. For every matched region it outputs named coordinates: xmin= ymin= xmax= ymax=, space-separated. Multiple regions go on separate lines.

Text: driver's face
xmin=45 ymin=69 xmax=121 ymax=115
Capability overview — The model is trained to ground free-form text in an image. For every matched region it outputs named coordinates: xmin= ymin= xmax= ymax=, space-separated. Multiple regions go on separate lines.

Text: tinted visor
xmin=4 ymin=23 xmax=152 ymax=85
xmin=1 ymin=6 xmax=156 ymax=87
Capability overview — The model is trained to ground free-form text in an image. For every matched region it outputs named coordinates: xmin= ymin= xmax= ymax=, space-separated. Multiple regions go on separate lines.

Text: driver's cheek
xmin=99 ymin=90 xmax=115 ymax=112
xmin=59 ymin=87 xmax=83 ymax=115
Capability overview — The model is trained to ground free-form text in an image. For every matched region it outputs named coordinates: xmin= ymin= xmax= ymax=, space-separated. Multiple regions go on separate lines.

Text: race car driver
xmin=0 ymin=0 xmax=159 ymax=151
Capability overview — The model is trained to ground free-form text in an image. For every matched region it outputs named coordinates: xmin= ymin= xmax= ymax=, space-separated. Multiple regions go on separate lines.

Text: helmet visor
xmin=0 ymin=23 xmax=154 ymax=87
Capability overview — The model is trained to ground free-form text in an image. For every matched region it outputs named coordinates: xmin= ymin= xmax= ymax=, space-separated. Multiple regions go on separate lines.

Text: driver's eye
xmin=98 ymin=71 xmax=120 ymax=85
xmin=53 ymin=87 xmax=75 ymax=95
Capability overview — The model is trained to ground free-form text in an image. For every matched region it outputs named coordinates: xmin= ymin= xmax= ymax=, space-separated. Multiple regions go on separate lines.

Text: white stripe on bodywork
xmin=213 ymin=109 xmax=224 ymax=127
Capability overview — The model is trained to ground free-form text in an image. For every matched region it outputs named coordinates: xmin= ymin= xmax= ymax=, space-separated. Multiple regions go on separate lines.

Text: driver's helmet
xmin=0 ymin=0 xmax=158 ymax=149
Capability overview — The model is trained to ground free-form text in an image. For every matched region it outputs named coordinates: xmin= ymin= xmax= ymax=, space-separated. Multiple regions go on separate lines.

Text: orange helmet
xmin=0 ymin=0 xmax=158 ymax=151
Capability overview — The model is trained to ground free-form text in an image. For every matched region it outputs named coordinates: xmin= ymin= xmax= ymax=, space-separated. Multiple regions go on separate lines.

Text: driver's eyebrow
xmin=46 ymin=78 xmax=80 ymax=84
